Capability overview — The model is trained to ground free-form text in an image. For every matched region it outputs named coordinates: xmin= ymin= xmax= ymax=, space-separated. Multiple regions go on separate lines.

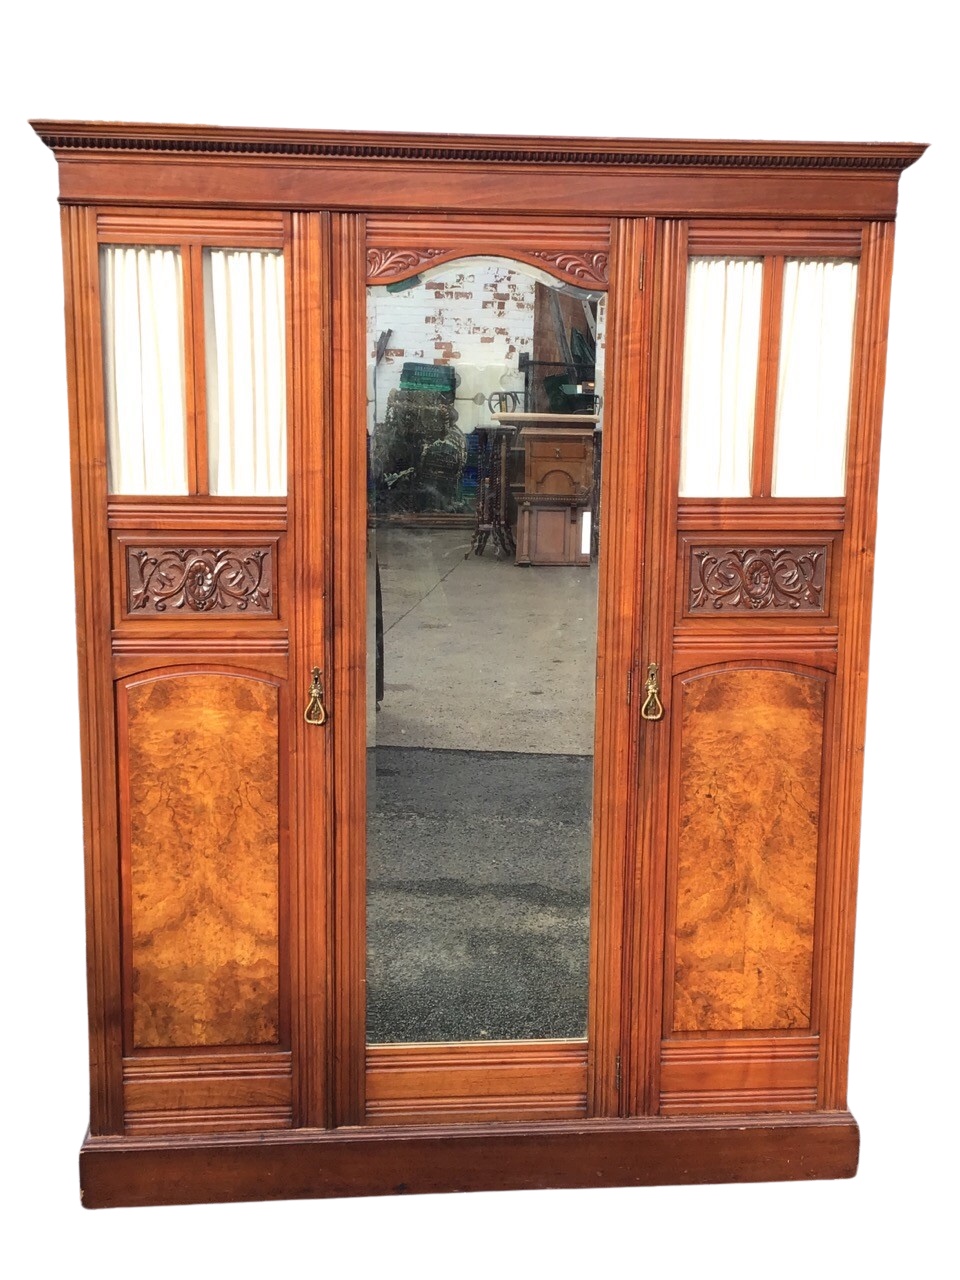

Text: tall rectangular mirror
xmin=365 ymin=257 xmax=606 ymax=1044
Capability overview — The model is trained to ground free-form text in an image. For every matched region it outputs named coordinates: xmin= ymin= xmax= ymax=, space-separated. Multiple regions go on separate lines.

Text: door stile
xmin=586 ymin=217 xmax=656 ymax=1116
xmin=625 ymin=220 xmax=688 ymax=1116
xmin=61 ymin=203 xmax=124 ymax=1135
xmin=329 ymin=211 xmax=368 ymax=1126
xmin=817 ymin=220 xmax=896 ymax=1110
xmin=289 ymin=211 xmax=334 ymax=1128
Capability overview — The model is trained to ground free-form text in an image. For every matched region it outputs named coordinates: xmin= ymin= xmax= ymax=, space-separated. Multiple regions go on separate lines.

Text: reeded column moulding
xmin=32 ymin=119 xmax=925 ymax=1208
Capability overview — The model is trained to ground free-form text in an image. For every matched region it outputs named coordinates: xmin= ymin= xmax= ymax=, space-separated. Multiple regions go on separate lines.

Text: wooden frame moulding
xmin=329 ymin=210 xmax=367 ymax=1128
xmin=816 ymin=220 xmax=896 ymax=1110
xmin=287 ymin=209 xmax=333 ymax=1130
xmin=62 ymin=202 xmax=124 ymax=1137
xmin=365 ymin=1041 xmax=588 ymax=1125
xmin=595 ymin=216 xmax=657 ymax=1117
xmin=36 ymin=122 xmax=925 ymax=1206
xmin=37 ymin=122 xmax=923 ymax=218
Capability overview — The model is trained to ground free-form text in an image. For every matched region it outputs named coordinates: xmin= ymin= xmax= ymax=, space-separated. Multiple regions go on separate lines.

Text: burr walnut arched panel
xmin=669 ymin=665 xmax=827 ymax=1033
xmin=118 ymin=669 xmax=282 ymax=1050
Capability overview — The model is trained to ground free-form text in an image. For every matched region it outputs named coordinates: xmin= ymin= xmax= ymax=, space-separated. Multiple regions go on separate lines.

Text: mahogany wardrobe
xmin=33 ymin=121 xmax=924 ymax=1208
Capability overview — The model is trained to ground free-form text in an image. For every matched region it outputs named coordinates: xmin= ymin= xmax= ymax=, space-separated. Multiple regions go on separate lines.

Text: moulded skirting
xmin=79 ymin=1112 xmax=859 ymax=1208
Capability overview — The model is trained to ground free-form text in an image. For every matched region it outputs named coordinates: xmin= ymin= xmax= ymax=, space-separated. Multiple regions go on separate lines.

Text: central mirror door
xmin=354 ymin=242 xmax=622 ymax=1123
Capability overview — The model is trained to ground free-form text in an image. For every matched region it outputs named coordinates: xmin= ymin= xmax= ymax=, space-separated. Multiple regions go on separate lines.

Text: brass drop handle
xmin=640 ymin=661 xmax=665 ymax=722
xmin=304 ymin=666 xmax=328 ymax=726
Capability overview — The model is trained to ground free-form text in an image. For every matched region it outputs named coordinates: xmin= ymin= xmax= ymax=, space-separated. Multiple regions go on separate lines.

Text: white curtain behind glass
xmin=205 ymin=249 xmax=287 ymax=496
xmin=773 ymin=259 xmax=858 ymax=497
xmin=100 ymin=246 xmax=188 ymax=494
xmin=679 ymin=257 xmax=763 ymax=497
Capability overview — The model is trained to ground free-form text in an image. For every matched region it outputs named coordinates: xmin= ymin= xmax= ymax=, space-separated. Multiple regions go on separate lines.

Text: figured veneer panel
xmin=671 ymin=668 xmax=825 ymax=1031
xmin=121 ymin=671 xmax=281 ymax=1048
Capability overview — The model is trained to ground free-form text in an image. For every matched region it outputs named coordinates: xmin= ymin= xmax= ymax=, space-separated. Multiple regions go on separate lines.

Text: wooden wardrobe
xmin=33 ymin=120 xmax=924 ymax=1208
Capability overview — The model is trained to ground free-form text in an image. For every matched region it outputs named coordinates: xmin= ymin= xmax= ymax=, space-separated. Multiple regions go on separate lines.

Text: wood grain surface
xmin=672 ymin=667 xmax=825 ymax=1031
xmin=659 ymin=1034 xmax=818 ymax=1114
xmin=366 ymin=1041 xmax=587 ymax=1125
xmin=35 ymin=121 xmax=924 ymax=220
xmin=122 ymin=671 xmax=280 ymax=1048
xmin=79 ymin=1111 xmax=859 ymax=1208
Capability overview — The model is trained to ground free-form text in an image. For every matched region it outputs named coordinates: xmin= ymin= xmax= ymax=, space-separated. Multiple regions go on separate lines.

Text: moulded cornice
xmin=30 ymin=120 xmax=927 ymax=172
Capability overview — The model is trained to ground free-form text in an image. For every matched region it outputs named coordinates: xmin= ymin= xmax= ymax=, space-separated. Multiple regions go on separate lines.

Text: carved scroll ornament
xmin=530 ymin=250 xmax=609 ymax=286
xmin=689 ymin=545 xmax=826 ymax=613
xmin=127 ymin=546 xmax=272 ymax=614
xmin=366 ymin=248 xmax=450 ymax=280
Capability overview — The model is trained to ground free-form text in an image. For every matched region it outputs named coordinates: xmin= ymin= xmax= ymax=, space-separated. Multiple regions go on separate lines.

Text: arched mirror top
xmin=367 ymin=254 xmax=607 ymax=446
xmin=366 ymin=247 xmax=609 ymax=290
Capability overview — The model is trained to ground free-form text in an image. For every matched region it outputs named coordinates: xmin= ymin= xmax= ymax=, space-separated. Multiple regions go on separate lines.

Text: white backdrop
xmin=2 ymin=6 xmax=955 ymax=1276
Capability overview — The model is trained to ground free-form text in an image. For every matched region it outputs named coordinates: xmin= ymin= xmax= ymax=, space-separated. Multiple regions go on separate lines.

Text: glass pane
xmin=772 ymin=258 xmax=858 ymax=497
xmin=100 ymin=246 xmax=187 ymax=494
xmin=204 ymin=248 xmax=287 ymax=496
xmin=366 ymin=257 xmax=604 ymax=1043
xmin=679 ymin=256 xmax=763 ymax=497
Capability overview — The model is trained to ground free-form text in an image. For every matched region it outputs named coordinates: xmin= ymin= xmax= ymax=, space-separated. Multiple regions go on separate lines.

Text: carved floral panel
xmin=687 ymin=544 xmax=828 ymax=615
xmin=125 ymin=544 xmax=275 ymax=616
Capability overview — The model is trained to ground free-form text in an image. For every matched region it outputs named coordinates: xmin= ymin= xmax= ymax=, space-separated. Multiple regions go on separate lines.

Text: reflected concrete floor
xmin=369 ymin=527 xmax=598 ymax=755
xmin=367 ymin=527 xmax=599 ymax=1044
xmin=367 ymin=746 xmax=591 ymax=1043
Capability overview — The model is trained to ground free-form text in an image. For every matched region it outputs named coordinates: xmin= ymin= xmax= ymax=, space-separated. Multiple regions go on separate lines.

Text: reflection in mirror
xmin=366 ymin=258 xmax=605 ymax=1044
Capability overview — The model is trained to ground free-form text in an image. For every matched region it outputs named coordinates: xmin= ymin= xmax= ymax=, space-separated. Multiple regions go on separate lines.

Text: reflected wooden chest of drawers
xmin=515 ymin=420 xmax=597 ymax=566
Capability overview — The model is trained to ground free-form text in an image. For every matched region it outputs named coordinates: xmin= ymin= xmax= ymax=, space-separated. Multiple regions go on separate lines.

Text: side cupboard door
xmin=627 ymin=219 xmax=894 ymax=1117
xmin=66 ymin=207 xmax=330 ymax=1136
